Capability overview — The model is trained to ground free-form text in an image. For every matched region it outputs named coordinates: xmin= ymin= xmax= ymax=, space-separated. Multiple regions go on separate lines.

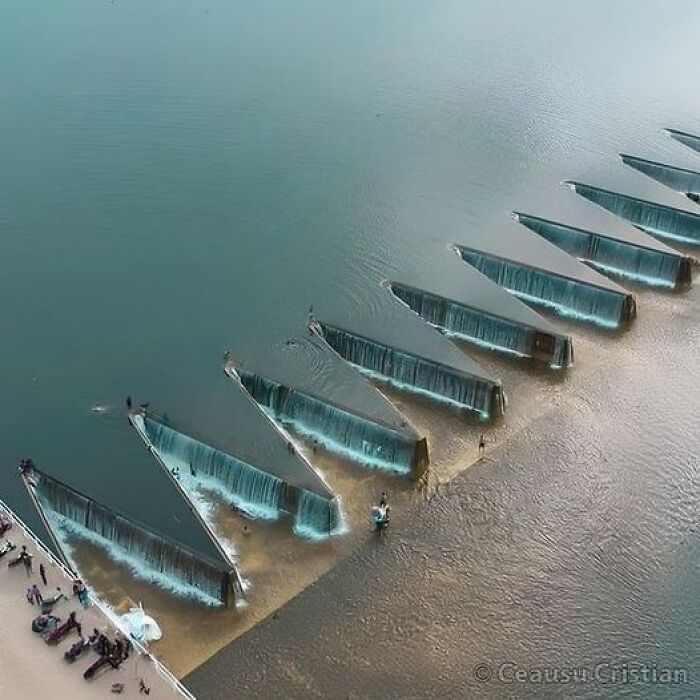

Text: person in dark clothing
xmin=126 ymin=396 xmax=132 ymax=410
xmin=478 ymin=433 xmax=486 ymax=456
xmin=379 ymin=492 xmax=388 ymax=508
xmin=39 ymin=562 xmax=47 ymax=586
xmin=20 ymin=546 xmax=32 ymax=577
xmin=31 ymin=584 xmax=42 ymax=605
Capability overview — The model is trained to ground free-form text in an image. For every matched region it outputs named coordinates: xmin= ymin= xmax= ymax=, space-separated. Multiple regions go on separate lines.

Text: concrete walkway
xmin=0 ymin=502 xmax=191 ymax=700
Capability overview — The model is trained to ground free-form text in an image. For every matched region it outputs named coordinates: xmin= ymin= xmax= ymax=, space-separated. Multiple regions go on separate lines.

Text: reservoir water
xmin=1 ymin=0 xmax=699 ymax=691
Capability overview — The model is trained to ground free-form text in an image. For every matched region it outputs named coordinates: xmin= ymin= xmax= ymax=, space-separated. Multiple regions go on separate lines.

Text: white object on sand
xmin=119 ymin=603 xmax=162 ymax=643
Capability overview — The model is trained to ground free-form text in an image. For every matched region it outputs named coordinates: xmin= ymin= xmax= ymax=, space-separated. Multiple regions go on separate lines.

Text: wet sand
xmin=184 ymin=284 xmax=700 ymax=698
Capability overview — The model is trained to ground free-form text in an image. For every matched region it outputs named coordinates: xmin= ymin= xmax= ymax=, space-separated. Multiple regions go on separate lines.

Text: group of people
xmin=26 ymin=583 xmax=43 ymax=605
xmin=92 ymin=628 xmax=131 ymax=662
xmin=3 ymin=506 xmax=156 ymax=693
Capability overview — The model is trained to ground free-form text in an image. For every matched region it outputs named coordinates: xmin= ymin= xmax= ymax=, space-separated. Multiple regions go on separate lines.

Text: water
xmin=141 ymin=416 xmax=286 ymax=522
xmin=515 ymin=213 xmax=691 ymax=290
xmin=236 ymin=370 xmax=420 ymax=474
xmin=390 ymin=281 xmax=573 ymax=366
xmin=457 ymin=245 xmax=634 ymax=328
xmin=570 ymin=182 xmax=700 ymax=246
xmin=320 ymin=324 xmax=504 ymax=417
xmin=35 ymin=469 xmax=233 ymax=606
xmin=1 ymin=0 xmax=699 ymax=689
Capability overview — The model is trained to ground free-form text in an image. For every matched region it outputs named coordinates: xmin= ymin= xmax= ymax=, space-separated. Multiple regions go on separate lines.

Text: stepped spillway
xmin=567 ymin=181 xmax=700 ymax=246
xmin=621 ymin=154 xmax=700 ymax=201
xmin=514 ymin=213 xmax=692 ymax=290
xmin=129 ymin=377 xmax=341 ymax=538
xmin=27 ymin=468 xmax=238 ymax=606
xmin=225 ymin=338 xmax=428 ymax=477
xmin=666 ymin=128 xmax=700 ymax=155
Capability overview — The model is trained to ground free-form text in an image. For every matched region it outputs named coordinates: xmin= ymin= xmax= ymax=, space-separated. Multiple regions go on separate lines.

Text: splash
xmin=44 ymin=510 xmax=223 ymax=607
xmin=236 ymin=371 xmax=417 ymax=474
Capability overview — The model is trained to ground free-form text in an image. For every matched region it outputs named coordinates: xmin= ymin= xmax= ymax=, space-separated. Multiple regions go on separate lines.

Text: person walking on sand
xmin=478 ymin=434 xmax=486 ymax=456
xmin=39 ymin=562 xmax=47 ymax=586
xmin=26 ymin=587 xmax=35 ymax=605
xmin=20 ymin=546 xmax=33 ymax=577
xmin=31 ymin=583 xmax=42 ymax=606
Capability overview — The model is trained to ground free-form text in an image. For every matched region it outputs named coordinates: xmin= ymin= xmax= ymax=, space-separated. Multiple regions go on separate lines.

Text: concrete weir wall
xmin=389 ymin=281 xmax=573 ymax=368
xmin=514 ymin=213 xmax=692 ymax=290
xmin=133 ymin=413 xmax=341 ymax=537
xmin=233 ymin=367 xmax=429 ymax=477
xmin=621 ymin=154 xmax=700 ymax=199
xmin=319 ymin=324 xmax=505 ymax=419
xmin=667 ymin=128 xmax=700 ymax=155
xmin=568 ymin=181 xmax=700 ymax=246
xmin=29 ymin=469 xmax=238 ymax=606
xmin=456 ymin=245 xmax=636 ymax=328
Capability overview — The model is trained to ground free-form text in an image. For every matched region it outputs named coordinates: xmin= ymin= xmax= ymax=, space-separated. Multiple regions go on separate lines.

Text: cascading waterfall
xmin=142 ymin=417 xmax=283 ymax=521
xmin=621 ymin=154 xmax=700 ymax=199
xmin=294 ymin=490 xmax=343 ymax=540
xmin=390 ymin=282 xmax=572 ymax=368
xmin=236 ymin=371 xmax=419 ymax=475
xmin=35 ymin=474 xmax=233 ymax=606
xmin=456 ymin=245 xmax=634 ymax=329
xmin=568 ymin=181 xmax=700 ymax=246
xmin=319 ymin=325 xmax=504 ymax=419
xmin=515 ymin=213 xmax=692 ymax=290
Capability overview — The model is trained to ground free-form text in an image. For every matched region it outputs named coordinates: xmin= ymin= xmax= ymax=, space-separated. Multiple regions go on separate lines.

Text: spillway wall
xmin=142 ymin=416 xmax=340 ymax=536
xmin=143 ymin=417 xmax=284 ymax=521
xmin=457 ymin=246 xmax=635 ymax=328
xmin=570 ymin=182 xmax=700 ymax=246
xmin=621 ymin=155 xmax=700 ymax=197
xmin=390 ymin=282 xmax=572 ymax=368
xmin=236 ymin=370 xmax=426 ymax=476
xmin=35 ymin=473 xmax=234 ymax=606
xmin=667 ymin=129 xmax=700 ymax=155
xmin=516 ymin=214 xmax=691 ymax=290
xmin=293 ymin=490 xmax=342 ymax=539
xmin=320 ymin=324 xmax=504 ymax=419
